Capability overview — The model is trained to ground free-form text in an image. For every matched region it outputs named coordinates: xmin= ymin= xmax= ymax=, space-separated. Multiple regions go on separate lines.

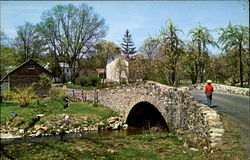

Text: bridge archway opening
xmin=126 ymin=102 xmax=169 ymax=131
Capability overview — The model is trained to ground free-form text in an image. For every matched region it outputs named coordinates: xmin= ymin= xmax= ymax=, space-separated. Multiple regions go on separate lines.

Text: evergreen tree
xmin=121 ymin=29 xmax=136 ymax=56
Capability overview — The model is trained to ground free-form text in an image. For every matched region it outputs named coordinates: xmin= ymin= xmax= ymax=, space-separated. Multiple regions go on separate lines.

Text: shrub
xmin=89 ymin=74 xmax=101 ymax=86
xmin=76 ymin=76 xmax=91 ymax=86
xmin=38 ymin=73 xmax=52 ymax=89
xmin=76 ymin=75 xmax=101 ymax=87
xmin=50 ymin=87 xmax=65 ymax=99
xmin=3 ymin=86 xmax=38 ymax=107
xmin=148 ymin=76 xmax=168 ymax=85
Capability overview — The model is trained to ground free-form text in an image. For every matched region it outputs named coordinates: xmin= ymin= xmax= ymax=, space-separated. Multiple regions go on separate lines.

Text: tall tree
xmin=0 ymin=31 xmax=17 ymax=77
xmin=94 ymin=41 xmax=117 ymax=83
xmin=188 ymin=23 xmax=218 ymax=83
xmin=14 ymin=22 xmax=44 ymax=63
xmin=140 ymin=37 xmax=160 ymax=60
xmin=0 ymin=31 xmax=17 ymax=102
xmin=182 ymin=41 xmax=200 ymax=84
xmin=139 ymin=37 xmax=161 ymax=78
xmin=218 ymin=23 xmax=249 ymax=87
xmin=121 ymin=29 xmax=136 ymax=56
xmin=37 ymin=3 xmax=107 ymax=83
xmin=158 ymin=19 xmax=184 ymax=85
xmin=0 ymin=31 xmax=8 ymax=47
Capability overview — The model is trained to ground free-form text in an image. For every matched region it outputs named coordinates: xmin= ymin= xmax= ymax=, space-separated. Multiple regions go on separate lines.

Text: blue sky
xmin=1 ymin=1 xmax=249 ymax=54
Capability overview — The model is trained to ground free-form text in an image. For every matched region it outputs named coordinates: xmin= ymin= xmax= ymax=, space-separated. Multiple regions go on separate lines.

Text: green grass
xmin=53 ymin=101 xmax=117 ymax=119
xmin=147 ymin=77 xmax=193 ymax=87
xmin=148 ymin=76 xmax=168 ymax=85
xmin=42 ymin=101 xmax=118 ymax=126
xmin=29 ymin=99 xmax=66 ymax=114
xmin=1 ymin=114 xmax=247 ymax=160
xmin=0 ymin=102 xmax=37 ymax=129
xmin=234 ymin=83 xmax=249 ymax=88
xmin=1 ymin=133 xmax=202 ymax=160
xmin=67 ymin=84 xmax=95 ymax=90
xmin=0 ymin=99 xmax=66 ymax=125
xmin=1 ymin=99 xmax=118 ymax=132
xmin=175 ymin=79 xmax=193 ymax=87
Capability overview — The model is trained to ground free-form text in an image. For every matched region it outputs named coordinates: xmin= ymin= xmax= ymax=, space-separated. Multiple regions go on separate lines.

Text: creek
xmin=1 ymin=126 xmax=159 ymax=145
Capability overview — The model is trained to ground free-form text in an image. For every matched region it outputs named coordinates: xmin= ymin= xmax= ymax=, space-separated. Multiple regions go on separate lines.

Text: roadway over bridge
xmin=67 ymin=81 xmax=224 ymax=148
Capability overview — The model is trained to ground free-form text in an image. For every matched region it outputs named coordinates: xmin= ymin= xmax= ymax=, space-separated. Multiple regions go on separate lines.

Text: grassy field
xmin=1 ymin=113 xmax=247 ymax=160
xmin=40 ymin=101 xmax=118 ymax=128
xmin=0 ymin=99 xmax=65 ymax=129
xmin=0 ymin=99 xmax=117 ymax=133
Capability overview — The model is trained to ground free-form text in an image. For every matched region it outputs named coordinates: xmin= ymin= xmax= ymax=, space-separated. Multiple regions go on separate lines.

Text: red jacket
xmin=205 ymin=85 xmax=214 ymax=93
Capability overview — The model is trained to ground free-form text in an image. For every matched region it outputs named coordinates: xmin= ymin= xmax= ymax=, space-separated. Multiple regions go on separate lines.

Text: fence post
xmin=96 ymin=91 xmax=98 ymax=103
xmin=81 ymin=90 xmax=84 ymax=102
xmin=93 ymin=90 xmax=98 ymax=103
xmin=72 ymin=90 xmax=75 ymax=100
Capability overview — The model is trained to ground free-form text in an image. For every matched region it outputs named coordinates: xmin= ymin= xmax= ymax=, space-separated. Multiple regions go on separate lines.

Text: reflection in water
xmin=1 ymin=126 xmax=162 ymax=145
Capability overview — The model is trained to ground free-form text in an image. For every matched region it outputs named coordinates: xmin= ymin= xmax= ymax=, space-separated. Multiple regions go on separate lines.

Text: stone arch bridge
xmin=67 ymin=81 xmax=223 ymax=148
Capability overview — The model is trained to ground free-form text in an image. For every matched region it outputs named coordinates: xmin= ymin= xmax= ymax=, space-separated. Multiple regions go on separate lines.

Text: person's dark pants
xmin=206 ymin=93 xmax=212 ymax=107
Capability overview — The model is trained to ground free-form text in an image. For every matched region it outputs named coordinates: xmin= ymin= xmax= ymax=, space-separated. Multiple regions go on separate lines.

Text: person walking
xmin=205 ymin=80 xmax=214 ymax=107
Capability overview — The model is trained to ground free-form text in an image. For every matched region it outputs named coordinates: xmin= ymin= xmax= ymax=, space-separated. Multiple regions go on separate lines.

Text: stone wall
xmin=67 ymin=81 xmax=223 ymax=148
xmin=179 ymin=83 xmax=249 ymax=96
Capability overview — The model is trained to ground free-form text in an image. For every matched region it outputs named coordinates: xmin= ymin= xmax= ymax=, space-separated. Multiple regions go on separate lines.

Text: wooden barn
xmin=0 ymin=59 xmax=52 ymax=97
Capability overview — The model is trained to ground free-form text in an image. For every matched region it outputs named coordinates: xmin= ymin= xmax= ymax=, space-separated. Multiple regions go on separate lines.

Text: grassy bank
xmin=66 ymin=84 xmax=95 ymax=90
xmin=1 ymin=114 xmax=247 ymax=160
xmin=0 ymin=99 xmax=118 ymax=135
xmin=0 ymin=99 xmax=65 ymax=130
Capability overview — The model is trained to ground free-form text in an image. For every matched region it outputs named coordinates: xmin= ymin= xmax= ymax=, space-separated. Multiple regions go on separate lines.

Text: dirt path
xmin=191 ymin=90 xmax=250 ymax=156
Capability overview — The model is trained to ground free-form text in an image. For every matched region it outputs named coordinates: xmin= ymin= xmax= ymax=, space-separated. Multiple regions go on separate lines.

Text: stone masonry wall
xmin=67 ymin=81 xmax=224 ymax=148
xmin=179 ymin=83 xmax=249 ymax=95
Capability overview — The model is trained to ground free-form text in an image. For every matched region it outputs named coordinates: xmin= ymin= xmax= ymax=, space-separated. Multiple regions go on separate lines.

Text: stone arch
xmin=126 ymin=101 xmax=169 ymax=131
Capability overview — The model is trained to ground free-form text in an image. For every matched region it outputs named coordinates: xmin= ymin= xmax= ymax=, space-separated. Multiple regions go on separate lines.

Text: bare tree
xmin=140 ymin=37 xmax=160 ymax=60
xmin=14 ymin=22 xmax=44 ymax=63
xmin=37 ymin=3 xmax=107 ymax=83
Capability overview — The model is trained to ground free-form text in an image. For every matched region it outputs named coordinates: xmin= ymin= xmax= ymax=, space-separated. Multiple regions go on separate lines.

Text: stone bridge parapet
xmin=67 ymin=81 xmax=224 ymax=148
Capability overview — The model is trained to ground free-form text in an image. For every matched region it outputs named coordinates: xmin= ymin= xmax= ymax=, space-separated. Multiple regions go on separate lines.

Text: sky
xmin=0 ymin=1 xmax=249 ymax=54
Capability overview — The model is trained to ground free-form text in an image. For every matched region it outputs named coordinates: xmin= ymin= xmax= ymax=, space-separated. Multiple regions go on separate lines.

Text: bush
xmin=76 ymin=75 xmax=101 ymax=87
xmin=76 ymin=76 xmax=91 ymax=86
xmin=89 ymin=75 xmax=101 ymax=86
xmin=3 ymin=86 xmax=38 ymax=107
xmin=50 ymin=87 xmax=65 ymax=99
xmin=148 ymin=76 xmax=168 ymax=85
xmin=38 ymin=73 xmax=52 ymax=89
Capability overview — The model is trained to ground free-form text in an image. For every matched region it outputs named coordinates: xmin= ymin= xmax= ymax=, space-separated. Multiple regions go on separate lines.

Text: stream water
xmin=1 ymin=127 xmax=148 ymax=145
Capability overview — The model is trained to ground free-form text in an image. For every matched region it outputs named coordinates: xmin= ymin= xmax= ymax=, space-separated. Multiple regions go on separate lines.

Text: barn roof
xmin=0 ymin=59 xmax=52 ymax=83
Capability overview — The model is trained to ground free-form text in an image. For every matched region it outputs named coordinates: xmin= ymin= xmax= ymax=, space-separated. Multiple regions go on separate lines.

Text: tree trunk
xmin=239 ymin=43 xmax=243 ymax=87
xmin=191 ymin=74 xmax=196 ymax=84
xmin=200 ymin=64 xmax=204 ymax=83
xmin=197 ymin=42 xmax=201 ymax=83
xmin=171 ymin=63 xmax=177 ymax=86
xmin=70 ymin=62 xmax=76 ymax=84
xmin=0 ymin=72 xmax=2 ymax=102
xmin=172 ymin=70 xmax=176 ymax=86
xmin=191 ymin=62 xmax=198 ymax=84
xmin=102 ymin=68 xmax=106 ymax=88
